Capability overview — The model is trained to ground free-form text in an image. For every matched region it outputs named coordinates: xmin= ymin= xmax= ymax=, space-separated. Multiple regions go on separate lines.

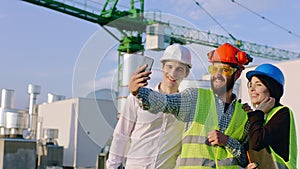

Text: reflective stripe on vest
xmin=179 ymin=88 xmax=248 ymax=169
xmin=264 ymin=106 xmax=297 ymax=169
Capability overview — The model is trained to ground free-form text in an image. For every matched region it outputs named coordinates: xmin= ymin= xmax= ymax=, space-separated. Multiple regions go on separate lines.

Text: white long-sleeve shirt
xmin=106 ymin=85 xmax=184 ymax=169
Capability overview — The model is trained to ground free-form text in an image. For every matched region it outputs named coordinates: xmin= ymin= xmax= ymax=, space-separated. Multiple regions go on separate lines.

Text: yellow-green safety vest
xmin=264 ymin=106 xmax=297 ymax=169
xmin=179 ymin=88 xmax=248 ymax=169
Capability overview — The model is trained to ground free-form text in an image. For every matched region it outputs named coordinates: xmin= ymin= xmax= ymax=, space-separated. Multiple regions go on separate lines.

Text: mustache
xmin=212 ymin=76 xmax=225 ymax=81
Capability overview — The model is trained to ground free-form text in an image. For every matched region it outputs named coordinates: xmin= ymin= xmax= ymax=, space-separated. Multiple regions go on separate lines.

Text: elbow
xmin=250 ymin=146 xmax=263 ymax=151
xmin=249 ymin=140 xmax=265 ymax=151
xmin=248 ymin=129 xmax=267 ymax=151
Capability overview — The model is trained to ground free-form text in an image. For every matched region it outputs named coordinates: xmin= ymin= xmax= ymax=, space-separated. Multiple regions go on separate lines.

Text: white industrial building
xmin=38 ymin=93 xmax=118 ymax=168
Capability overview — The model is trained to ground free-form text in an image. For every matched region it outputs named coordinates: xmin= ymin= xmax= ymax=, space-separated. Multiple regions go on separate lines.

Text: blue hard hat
xmin=246 ymin=63 xmax=285 ymax=89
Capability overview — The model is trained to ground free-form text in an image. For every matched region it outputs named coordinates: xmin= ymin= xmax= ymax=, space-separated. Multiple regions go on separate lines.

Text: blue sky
xmin=1 ymin=0 xmax=300 ymax=109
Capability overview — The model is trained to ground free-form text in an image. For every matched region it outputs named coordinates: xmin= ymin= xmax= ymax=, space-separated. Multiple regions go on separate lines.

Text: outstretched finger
xmin=136 ymin=64 xmax=148 ymax=74
xmin=136 ymin=76 xmax=151 ymax=84
xmin=137 ymin=81 xmax=148 ymax=88
xmin=132 ymin=69 xmax=151 ymax=80
xmin=130 ymin=71 xmax=151 ymax=83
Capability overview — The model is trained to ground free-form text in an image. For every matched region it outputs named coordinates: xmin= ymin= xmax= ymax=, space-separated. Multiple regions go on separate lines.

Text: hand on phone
xmin=129 ymin=64 xmax=152 ymax=96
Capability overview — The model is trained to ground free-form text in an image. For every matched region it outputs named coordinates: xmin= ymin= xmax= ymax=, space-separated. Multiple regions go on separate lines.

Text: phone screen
xmin=142 ymin=56 xmax=154 ymax=72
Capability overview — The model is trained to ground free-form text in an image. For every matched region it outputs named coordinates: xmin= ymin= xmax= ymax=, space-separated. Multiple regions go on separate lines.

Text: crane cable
xmin=231 ymin=0 xmax=300 ymax=40
xmin=193 ymin=0 xmax=238 ymax=41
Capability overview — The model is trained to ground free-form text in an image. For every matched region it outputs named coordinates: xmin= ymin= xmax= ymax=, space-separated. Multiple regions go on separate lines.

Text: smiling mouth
xmin=168 ymin=77 xmax=176 ymax=83
xmin=250 ymin=93 xmax=259 ymax=98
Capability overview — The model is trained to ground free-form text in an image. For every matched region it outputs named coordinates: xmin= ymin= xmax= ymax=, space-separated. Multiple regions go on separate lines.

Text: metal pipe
xmin=28 ymin=84 xmax=41 ymax=115
xmin=27 ymin=84 xmax=41 ymax=139
xmin=0 ymin=89 xmax=15 ymax=135
xmin=1 ymin=89 xmax=15 ymax=109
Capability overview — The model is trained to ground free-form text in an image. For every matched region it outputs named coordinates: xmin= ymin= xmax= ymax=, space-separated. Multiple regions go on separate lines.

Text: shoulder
xmin=269 ymin=106 xmax=290 ymax=122
xmin=180 ymin=88 xmax=199 ymax=97
xmin=126 ymin=94 xmax=141 ymax=108
xmin=275 ymin=106 xmax=290 ymax=114
xmin=181 ymin=87 xmax=202 ymax=93
xmin=276 ymin=106 xmax=290 ymax=117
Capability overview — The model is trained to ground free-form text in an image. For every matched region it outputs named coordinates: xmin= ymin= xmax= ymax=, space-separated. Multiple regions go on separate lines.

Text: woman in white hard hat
xmin=107 ymin=44 xmax=192 ymax=169
xmin=244 ymin=63 xmax=297 ymax=169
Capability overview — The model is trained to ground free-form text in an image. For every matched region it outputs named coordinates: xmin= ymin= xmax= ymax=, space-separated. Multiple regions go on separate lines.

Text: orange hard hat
xmin=207 ymin=43 xmax=253 ymax=69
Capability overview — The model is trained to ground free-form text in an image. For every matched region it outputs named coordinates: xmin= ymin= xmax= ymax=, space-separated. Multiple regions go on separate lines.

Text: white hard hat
xmin=160 ymin=44 xmax=192 ymax=68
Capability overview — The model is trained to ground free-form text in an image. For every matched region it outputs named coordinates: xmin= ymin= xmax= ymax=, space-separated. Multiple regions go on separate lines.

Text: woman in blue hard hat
xmin=244 ymin=63 xmax=297 ymax=169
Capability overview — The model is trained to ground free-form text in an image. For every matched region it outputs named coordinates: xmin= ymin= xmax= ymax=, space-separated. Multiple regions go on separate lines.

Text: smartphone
xmin=142 ymin=56 xmax=154 ymax=72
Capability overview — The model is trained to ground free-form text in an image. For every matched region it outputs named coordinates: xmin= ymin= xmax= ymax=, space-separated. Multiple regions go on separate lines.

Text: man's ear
xmin=185 ymin=68 xmax=190 ymax=78
xmin=161 ymin=63 xmax=165 ymax=71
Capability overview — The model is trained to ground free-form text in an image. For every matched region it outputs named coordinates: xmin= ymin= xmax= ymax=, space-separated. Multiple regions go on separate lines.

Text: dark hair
xmin=255 ymin=74 xmax=283 ymax=104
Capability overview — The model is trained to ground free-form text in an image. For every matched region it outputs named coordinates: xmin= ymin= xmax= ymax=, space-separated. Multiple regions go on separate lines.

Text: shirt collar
xmin=214 ymin=93 xmax=237 ymax=104
xmin=156 ymin=82 xmax=180 ymax=93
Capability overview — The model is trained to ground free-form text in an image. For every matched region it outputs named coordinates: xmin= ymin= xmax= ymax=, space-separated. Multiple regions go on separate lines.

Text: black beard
xmin=211 ymin=75 xmax=235 ymax=96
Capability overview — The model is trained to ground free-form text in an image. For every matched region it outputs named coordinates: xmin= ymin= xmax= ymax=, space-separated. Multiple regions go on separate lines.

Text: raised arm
xmin=128 ymin=65 xmax=195 ymax=121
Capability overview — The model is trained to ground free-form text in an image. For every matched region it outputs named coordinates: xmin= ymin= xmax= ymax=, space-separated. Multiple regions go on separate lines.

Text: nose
xmin=215 ymin=67 xmax=222 ymax=73
xmin=215 ymin=70 xmax=223 ymax=76
xmin=213 ymin=72 xmax=223 ymax=79
xmin=168 ymin=68 xmax=177 ymax=78
xmin=249 ymin=84 xmax=256 ymax=92
xmin=213 ymin=68 xmax=224 ymax=76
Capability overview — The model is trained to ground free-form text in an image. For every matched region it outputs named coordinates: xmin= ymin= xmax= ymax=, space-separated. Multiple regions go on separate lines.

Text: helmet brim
xmin=246 ymin=70 xmax=270 ymax=81
xmin=246 ymin=70 xmax=283 ymax=87
xmin=160 ymin=58 xmax=192 ymax=68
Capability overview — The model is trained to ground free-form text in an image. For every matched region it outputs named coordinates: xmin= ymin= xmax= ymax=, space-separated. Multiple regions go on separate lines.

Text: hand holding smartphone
xmin=129 ymin=56 xmax=154 ymax=95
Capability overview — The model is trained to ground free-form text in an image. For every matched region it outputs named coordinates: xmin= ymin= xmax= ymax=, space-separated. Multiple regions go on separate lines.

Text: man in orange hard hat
xmin=128 ymin=43 xmax=253 ymax=168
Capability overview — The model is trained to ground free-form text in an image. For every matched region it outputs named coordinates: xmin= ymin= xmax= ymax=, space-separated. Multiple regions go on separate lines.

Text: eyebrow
xmin=165 ymin=63 xmax=185 ymax=68
xmin=250 ymin=80 xmax=262 ymax=84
